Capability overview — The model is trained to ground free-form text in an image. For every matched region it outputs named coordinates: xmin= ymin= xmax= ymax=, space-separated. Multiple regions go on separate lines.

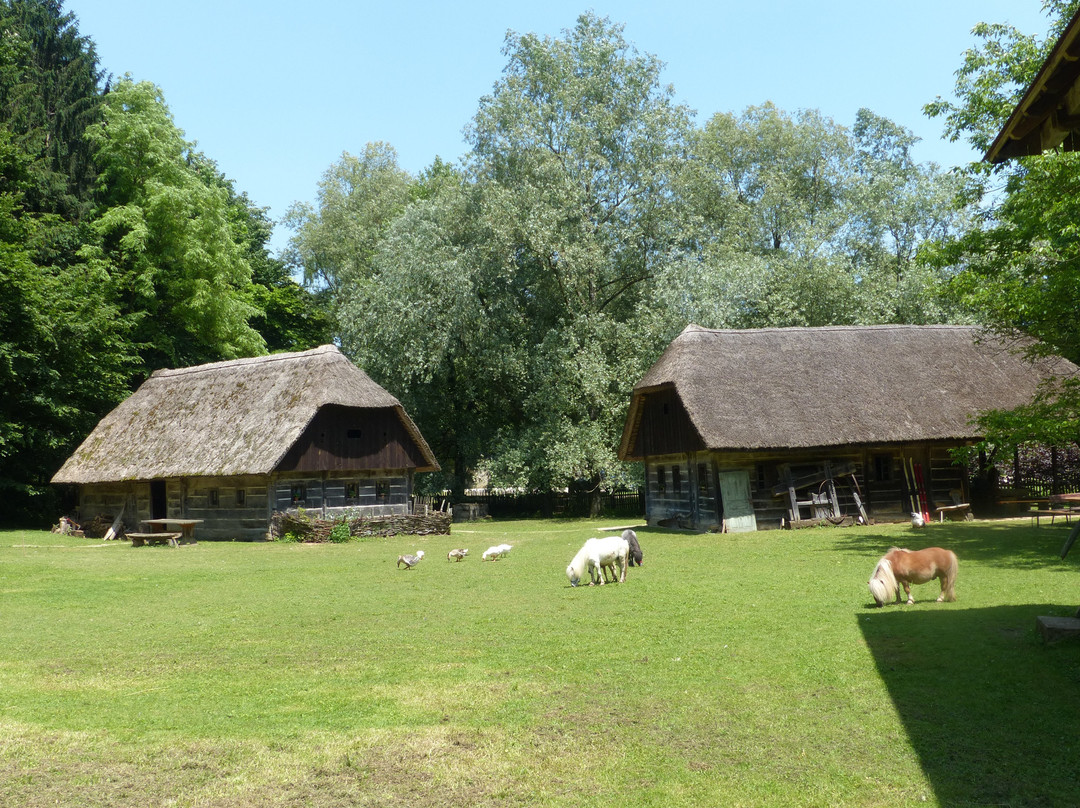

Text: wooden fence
xmin=414 ymin=490 xmax=644 ymax=519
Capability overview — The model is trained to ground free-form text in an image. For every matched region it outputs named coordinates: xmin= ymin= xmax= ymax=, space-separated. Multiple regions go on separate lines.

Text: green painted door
xmin=717 ymin=470 xmax=757 ymax=532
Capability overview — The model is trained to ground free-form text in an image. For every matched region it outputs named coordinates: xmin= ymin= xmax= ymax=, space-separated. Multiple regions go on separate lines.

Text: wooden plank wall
xmin=642 ymin=442 xmax=973 ymax=531
xmin=271 ymin=472 xmax=410 ymax=516
xmin=276 ymin=405 xmax=429 ymax=472
xmin=633 ymin=388 xmax=705 ymax=459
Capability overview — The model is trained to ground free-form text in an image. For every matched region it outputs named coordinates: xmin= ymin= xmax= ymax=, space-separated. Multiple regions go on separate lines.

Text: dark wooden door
xmin=150 ymin=480 xmax=167 ymax=519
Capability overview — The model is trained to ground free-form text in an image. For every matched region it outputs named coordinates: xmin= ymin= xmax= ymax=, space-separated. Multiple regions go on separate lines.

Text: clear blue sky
xmin=69 ymin=1 xmax=1053 ymax=255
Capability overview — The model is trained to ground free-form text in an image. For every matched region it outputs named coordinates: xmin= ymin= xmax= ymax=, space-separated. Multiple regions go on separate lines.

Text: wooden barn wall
xmin=271 ymin=470 xmax=411 ymax=519
xmin=641 ymin=442 xmax=972 ymax=532
xmin=180 ymin=475 xmax=271 ymax=540
xmin=275 ymin=405 xmax=429 ymax=473
xmin=77 ymin=483 xmax=148 ymax=531
xmin=74 ymin=469 xmax=415 ymax=541
xmin=632 ymin=388 xmax=705 ymax=459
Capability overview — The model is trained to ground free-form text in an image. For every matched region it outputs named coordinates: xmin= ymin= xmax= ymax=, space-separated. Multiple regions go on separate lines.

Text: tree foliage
xmin=81 ymin=77 xmax=267 ymax=368
xmin=656 ymin=104 xmax=968 ymax=330
xmin=295 ymin=13 xmax=969 ymax=498
xmin=924 ymin=0 xmax=1080 ymax=454
xmin=0 ymin=3 xmax=327 ymax=524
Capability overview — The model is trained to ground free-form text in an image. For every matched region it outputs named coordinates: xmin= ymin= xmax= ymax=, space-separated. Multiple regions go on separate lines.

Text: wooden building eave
xmin=986 ymin=8 xmax=1080 ymax=163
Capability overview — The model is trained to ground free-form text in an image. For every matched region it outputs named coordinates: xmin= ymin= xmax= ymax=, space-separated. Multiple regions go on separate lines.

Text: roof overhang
xmin=986 ymin=8 xmax=1080 ymax=163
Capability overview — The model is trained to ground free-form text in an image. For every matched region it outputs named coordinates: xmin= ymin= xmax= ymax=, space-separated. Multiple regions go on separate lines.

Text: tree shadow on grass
xmin=860 ymin=604 xmax=1080 ymax=807
xmin=833 ymin=519 xmax=1080 ymax=570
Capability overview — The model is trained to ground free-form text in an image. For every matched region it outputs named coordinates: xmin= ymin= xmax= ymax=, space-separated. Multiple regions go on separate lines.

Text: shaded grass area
xmin=0 ymin=518 xmax=1078 ymax=806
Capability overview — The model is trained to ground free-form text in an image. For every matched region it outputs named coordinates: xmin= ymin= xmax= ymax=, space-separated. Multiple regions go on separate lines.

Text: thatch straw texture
xmin=53 ymin=345 xmax=438 ymax=484
xmin=619 ymin=324 xmax=1078 ymax=459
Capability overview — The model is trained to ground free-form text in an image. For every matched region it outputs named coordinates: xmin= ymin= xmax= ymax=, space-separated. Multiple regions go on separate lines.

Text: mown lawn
xmin=1 ymin=517 xmax=1078 ymax=807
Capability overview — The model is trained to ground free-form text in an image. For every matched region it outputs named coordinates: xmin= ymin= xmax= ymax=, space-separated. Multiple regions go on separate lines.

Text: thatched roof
xmin=53 ymin=345 xmax=439 ymax=484
xmin=619 ymin=324 xmax=1078 ymax=459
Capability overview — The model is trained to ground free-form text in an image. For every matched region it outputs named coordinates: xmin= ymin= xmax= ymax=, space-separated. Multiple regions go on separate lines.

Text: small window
xmin=656 ymin=466 xmax=666 ymax=495
xmin=698 ymin=464 xmax=710 ymax=496
xmin=236 ymin=488 xmax=246 ymax=506
xmin=208 ymin=489 xmax=219 ymax=507
xmin=672 ymin=466 xmax=682 ymax=495
xmin=376 ymin=480 xmax=389 ymax=502
xmin=291 ymin=484 xmax=306 ymax=504
xmin=345 ymin=482 xmax=359 ymax=502
xmin=873 ymin=454 xmax=893 ymax=483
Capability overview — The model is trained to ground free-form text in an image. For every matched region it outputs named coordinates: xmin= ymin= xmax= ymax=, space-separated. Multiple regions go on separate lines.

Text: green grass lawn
xmin=1 ymin=517 xmax=1078 ymax=807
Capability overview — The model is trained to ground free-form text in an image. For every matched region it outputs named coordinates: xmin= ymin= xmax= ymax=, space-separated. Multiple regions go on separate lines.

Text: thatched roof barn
xmin=53 ymin=345 xmax=439 ymax=540
xmin=619 ymin=324 xmax=1077 ymax=532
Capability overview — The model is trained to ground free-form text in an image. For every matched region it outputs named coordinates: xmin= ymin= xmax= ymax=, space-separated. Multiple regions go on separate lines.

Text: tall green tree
xmin=284 ymin=142 xmax=414 ymax=335
xmin=0 ymin=0 xmax=104 ymax=221
xmin=661 ymin=104 xmax=968 ymax=330
xmin=81 ymin=77 xmax=265 ymax=369
xmin=0 ymin=126 xmax=132 ymax=523
xmin=924 ymin=0 xmax=1080 ymax=453
xmin=230 ymin=190 xmax=331 ymax=353
xmin=467 ymin=13 xmax=692 ymax=500
xmin=327 ymin=14 xmax=694 ymax=502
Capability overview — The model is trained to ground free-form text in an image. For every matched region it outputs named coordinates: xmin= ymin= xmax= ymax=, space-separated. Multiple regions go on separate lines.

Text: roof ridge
xmin=150 ymin=344 xmax=341 ymax=378
xmin=682 ymin=323 xmax=978 ymax=337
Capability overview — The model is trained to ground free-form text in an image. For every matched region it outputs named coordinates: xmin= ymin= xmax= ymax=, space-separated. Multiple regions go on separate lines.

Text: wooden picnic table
xmin=1030 ymin=494 xmax=1080 ymax=527
xmin=1031 ymin=509 xmax=1074 ymax=527
xmin=142 ymin=518 xmax=203 ymax=543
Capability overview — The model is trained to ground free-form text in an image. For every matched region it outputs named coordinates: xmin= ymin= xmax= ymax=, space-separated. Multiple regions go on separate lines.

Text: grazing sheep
xmin=447 ymin=548 xmax=469 ymax=562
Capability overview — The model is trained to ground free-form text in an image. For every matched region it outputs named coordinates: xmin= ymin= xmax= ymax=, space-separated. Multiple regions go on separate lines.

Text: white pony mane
xmin=566 ymin=540 xmax=597 ymax=586
xmin=868 ymin=556 xmax=898 ymax=607
xmin=566 ymin=536 xmax=628 ymax=586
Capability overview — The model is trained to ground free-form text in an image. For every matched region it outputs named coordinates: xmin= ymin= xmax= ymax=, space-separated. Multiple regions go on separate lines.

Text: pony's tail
xmin=942 ymin=550 xmax=959 ymax=602
xmin=869 ymin=558 xmax=896 ymax=607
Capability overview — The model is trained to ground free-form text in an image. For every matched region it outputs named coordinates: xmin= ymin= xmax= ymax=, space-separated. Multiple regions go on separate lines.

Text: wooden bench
xmin=1037 ymin=615 xmax=1080 ymax=644
xmin=934 ymin=489 xmax=972 ymax=522
xmin=934 ymin=503 xmax=973 ymax=522
xmin=127 ymin=532 xmax=182 ymax=547
xmin=1031 ymin=510 xmax=1073 ymax=527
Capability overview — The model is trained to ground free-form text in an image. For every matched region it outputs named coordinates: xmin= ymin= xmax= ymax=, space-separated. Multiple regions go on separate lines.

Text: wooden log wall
xmin=642 ymin=441 xmax=974 ymax=532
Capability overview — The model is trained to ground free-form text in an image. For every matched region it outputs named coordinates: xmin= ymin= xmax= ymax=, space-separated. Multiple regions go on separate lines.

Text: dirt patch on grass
xmin=0 ymin=721 xmax=610 ymax=807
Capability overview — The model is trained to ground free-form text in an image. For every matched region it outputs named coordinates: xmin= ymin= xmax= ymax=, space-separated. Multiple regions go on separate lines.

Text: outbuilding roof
xmin=52 ymin=344 xmax=439 ymax=483
xmin=618 ymin=324 xmax=1077 ymax=459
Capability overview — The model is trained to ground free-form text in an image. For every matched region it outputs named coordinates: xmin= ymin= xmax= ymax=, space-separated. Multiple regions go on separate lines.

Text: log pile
xmin=270 ymin=510 xmax=451 ymax=542
xmin=81 ymin=514 xmax=123 ymax=539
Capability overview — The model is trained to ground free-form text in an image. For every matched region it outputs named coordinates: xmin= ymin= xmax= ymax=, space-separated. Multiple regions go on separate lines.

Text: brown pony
xmin=868 ymin=546 xmax=958 ymax=607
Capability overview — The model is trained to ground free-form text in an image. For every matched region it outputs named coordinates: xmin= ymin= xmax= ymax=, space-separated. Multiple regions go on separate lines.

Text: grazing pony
xmin=622 ymin=529 xmax=643 ymax=567
xmin=566 ymin=536 xmax=630 ymax=587
xmin=868 ymin=546 xmax=958 ymax=606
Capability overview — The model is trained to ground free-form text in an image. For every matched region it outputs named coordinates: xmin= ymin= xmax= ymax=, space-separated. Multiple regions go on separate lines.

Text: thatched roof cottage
xmin=618 ymin=324 xmax=1077 ymax=531
xmin=52 ymin=345 xmax=439 ymax=540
